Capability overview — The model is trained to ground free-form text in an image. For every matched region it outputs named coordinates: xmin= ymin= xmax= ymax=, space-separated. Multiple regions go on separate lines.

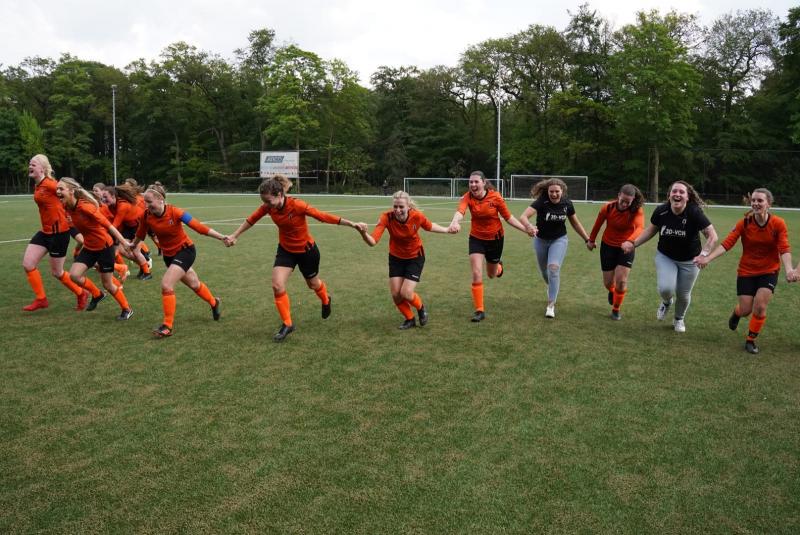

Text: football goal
xmin=509 ymin=175 xmax=588 ymax=201
xmin=403 ymin=177 xmax=457 ymax=198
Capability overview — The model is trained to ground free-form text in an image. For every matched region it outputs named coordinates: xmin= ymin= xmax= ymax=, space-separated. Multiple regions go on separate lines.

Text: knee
xmin=615 ymin=280 xmax=627 ymax=292
xmin=753 ymin=304 xmax=768 ymax=317
xmin=102 ymin=279 xmax=116 ymax=292
xmin=547 ymin=263 xmax=560 ymax=275
xmin=391 ymin=292 xmax=403 ymax=304
xmin=161 ymin=282 xmax=175 ymax=293
xmin=272 ymin=283 xmax=285 ymax=296
xmin=399 ymin=288 xmax=414 ymax=302
xmin=22 ymin=260 xmax=36 ymax=272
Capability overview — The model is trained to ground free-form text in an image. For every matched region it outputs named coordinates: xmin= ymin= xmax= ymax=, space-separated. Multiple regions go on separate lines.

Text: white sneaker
xmin=147 ymin=256 xmax=153 ymax=269
xmin=545 ymin=304 xmax=555 ymax=318
xmin=656 ymin=298 xmax=673 ymax=321
xmin=673 ymin=318 xmax=686 ymax=333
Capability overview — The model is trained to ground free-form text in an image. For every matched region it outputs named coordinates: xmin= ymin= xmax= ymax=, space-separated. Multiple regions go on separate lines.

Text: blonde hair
xmin=145 ymin=181 xmax=167 ymax=200
xmin=531 ymin=178 xmax=568 ymax=200
xmin=59 ymin=177 xmax=99 ymax=208
xmin=259 ymin=174 xmax=293 ymax=197
xmin=392 ymin=190 xmax=418 ymax=210
xmin=31 ymin=154 xmax=55 ymax=178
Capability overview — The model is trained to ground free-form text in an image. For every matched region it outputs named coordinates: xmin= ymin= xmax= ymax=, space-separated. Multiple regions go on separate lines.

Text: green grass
xmin=1 ymin=193 xmax=799 ymax=533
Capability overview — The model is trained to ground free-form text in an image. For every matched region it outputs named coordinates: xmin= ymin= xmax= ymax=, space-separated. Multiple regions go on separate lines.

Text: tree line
xmin=2 ymin=5 xmax=800 ymax=204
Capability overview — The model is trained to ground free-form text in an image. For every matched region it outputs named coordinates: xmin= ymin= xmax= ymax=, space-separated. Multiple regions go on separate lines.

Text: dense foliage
xmin=2 ymin=6 xmax=799 ymax=203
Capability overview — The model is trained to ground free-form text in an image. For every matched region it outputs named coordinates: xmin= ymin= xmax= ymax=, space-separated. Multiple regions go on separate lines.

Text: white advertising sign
xmin=260 ymin=151 xmax=299 ymax=179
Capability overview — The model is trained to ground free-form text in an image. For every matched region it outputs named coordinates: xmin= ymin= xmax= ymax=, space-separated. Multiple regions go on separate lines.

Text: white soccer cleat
xmin=545 ymin=304 xmax=555 ymax=318
xmin=656 ymin=298 xmax=673 ymax=321
xmin=673 ymin=318 xmax=686 ymax=333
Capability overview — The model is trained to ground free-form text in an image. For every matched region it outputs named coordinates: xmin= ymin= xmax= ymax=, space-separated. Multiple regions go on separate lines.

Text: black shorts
xmin=737 ymin=272 xmax=778 ymax=296
xmin=600 ymin=242 xmax=635 ymax=272
xmin=163 ymin=245 xmax=196 ymax=271
xmin=274 ymin=243 xmax=321 ymax=279
xmin=29 ymin=230 xmax=70 ymax=258
xmin=75 ymin=245 xmax=116 ymax=273
xmin=120 ymin=225 xmax=138 ymax=241
xmin=468 ymin=235 xmax=504 ymax=264
xmin=389 ymin=253 xmax=425 ymax=281
xmin=68 ymin=227 xmax=80 ymax=238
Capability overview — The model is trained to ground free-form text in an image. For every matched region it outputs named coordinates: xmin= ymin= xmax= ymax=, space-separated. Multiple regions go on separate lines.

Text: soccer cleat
xmin=418 ymin=305 xmax=428 ymax=326
xmin=610 ymin=309 xmax=621 ymax=321
xmin=744 ymin=340 xmax=759 ymax=354
xmin=673 ymin=318 xmax=686 ymax=333
xmin=117 ymin=308 xmax=134 ymax=321
xmin=153 ymin=324 xmax=173 ymax=337
xmin=76 ymin=290 xmax=90 ymax=311
xmin=608 ymin=290 xmax=614 ymax=305
xmin=398 ymin=318 xmax=416 ymax=330
xmin=273 ymin=323 xmax=295 ymax=342
xmin=85 ymin=292 xmax=106 ymax=312
xmin=496 ymin=260 xmax=504 ymax=278
xmin=656 ymin=298 xmax=673 ymax=321
xmin=322 ymin=296 xmax=332 ymax=319
xmin=471 ymin=310 xmax=485 ymax=322
xmin=545 ymin=304 xmax=555 ymax=318
xmin=143 ymin=251 xmax=153 ymax=269
xmin=22 ymin=297 xmax=49 ymax=311
xmin=211 ymin=298 xmax=221 ymax=321
xmin=136 ymin=271 xmax=153 ymax=281
xmin=728 ymin=310 xmax=740 ymax=331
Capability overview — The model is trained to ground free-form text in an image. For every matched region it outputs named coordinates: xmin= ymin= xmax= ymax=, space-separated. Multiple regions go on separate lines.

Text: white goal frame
xmin=403 ymin=177 xmax=460 ymax=198
xmin=509 ymin=175 xmax=588 ymax=201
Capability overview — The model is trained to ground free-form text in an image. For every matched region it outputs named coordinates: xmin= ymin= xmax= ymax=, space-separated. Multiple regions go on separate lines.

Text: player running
xmin=225 ymin=175 xmax=362 ymax=342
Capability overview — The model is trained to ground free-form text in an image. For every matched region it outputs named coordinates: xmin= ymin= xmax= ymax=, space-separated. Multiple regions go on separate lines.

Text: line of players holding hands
xmin=21 ymin=154 xmax=797 ymax=354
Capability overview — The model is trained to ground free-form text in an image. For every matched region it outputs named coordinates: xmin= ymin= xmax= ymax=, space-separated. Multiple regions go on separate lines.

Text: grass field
xmin=1 ymin=193 xmax=799 ymax=533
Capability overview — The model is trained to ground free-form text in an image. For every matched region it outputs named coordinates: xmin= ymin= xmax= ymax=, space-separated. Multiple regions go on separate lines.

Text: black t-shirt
xmin=650 ymin=202 xmax=711 ymax=261
xmin=531 ymin=197 xmax=575 ymax=240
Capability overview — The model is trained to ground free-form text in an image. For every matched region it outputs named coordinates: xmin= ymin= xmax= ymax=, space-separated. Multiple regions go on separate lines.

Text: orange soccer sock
xmin=115 ymin=252 xmax=124 ymax=264
xmin=314 ymin=280 xmax=330 ymax=304
xmin=58 ymin=272 xmax=83 ymax=296
xmin=193 ymin=282 xmax=216 ymax=306
xmin=115 ymin=263 xmax=128 ymax=275
xmin=409 ymin=293 xmax=423 ymax=311
xmin=139 ymin=261 xmax=151 ymax=275
xmin=274 ymin=291 xmax=293 ymax=326
xmin=396 ymin=300 xmax=414 ymax=320
xmin=25 ymin=268 xmax=47 ymax=299
xmin=612 ymin=288 xmax=627 ymax=312
xmin=140 ymin=242 xmax=150 ymax=255
xmin=747 ymin=314 xmax=766 ymax=341
xmin=161 ymin=289 xmax=176 ymax=328
xmin=81 ymin=276 xmax=103 ymax=298
xmin=110 ymin=277 xmax=122 ymax=289
xmin=111 ymin=286 xmax=130 ymax=310
xmin=471 ymin=282 xmax=484 ymax=312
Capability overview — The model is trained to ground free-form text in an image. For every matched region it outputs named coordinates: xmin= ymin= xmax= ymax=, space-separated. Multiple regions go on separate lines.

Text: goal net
xmin=403 ymin=177 xmax=456 ymax=198
xmin=509 ymin=175 xmax=588 ymax=201
xmin=452 ymin=177 xmax=507 ymax=197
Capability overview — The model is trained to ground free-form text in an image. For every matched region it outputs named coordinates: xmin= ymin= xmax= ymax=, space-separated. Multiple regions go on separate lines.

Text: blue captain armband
xmin=180 ymin=212 xmax=193 ymax=224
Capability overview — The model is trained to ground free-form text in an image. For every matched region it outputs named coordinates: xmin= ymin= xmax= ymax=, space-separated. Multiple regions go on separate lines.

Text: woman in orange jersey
xmin=694 ymin=188 xmax=794 ymax=354
xmin=225 ymin=175 xmax=362 ymax=342
xmin=55 ymin=177 xmax=134 ymax=320
xmin=131 ymin=182 xmax=225 ymax=338
xmin=519 ymin=178 xmax=592 ymax=319
xmin=101 ymin=184 xmax=153 ymax=280
xmin=587 ymin=184 xmax=645 ymax=320
xmin=356 ymin=191 xmax=454 ymax=329
xmin=21 ymin=154 xmax=90 ymax=312
xmin=448 ymin=170 xmax=533 ymax=322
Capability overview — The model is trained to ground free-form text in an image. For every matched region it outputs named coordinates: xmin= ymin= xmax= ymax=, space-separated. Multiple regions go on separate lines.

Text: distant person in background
xmin=224 ymin=174 xmax=362 ymax=342
xmin=132 ymin=182 xmax=226 ymax=338
xmin=519 ymin=178 xmax=591 ymax=319
xmin=356 ymin=191 xmax=454 ymax=329
xmin=587 ymin=184 xmax=645 ymax=320
xmin=21 ymin=154 xmax=89 ymax=312
xmin=448 ymin=170 xmax=532 ymax=322
xmin=382 ymin=179 xmax=390 ymax=196
xmin=694 ymin=188 xmax=793 ymax=354
xmin=622 ymin=180 xmax=718 ymax=333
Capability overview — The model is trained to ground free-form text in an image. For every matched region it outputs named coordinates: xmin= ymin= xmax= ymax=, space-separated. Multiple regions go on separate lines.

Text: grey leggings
xmin=533 ymin=235 xmax=568 ymax=303
xmin=654 ymin=250 xmax=700 ymax=320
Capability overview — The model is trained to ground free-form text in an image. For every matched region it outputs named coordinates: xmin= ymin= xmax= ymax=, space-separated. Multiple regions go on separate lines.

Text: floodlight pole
xmin=111 ymin=84 xmax=118 ymax=187
xmin=496 ymin=101 xmax=501 ymax=190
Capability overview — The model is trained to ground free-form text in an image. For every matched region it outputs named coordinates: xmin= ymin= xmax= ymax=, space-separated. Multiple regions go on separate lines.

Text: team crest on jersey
xmin=682 ymin=218 xmax=687 ymax=226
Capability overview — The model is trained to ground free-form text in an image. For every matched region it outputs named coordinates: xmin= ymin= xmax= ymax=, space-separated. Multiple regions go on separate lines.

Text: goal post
xmin=403 ymin=177 xmax=456 ymax=198
xmin=509 ymin=175 xmax=588 ymax=201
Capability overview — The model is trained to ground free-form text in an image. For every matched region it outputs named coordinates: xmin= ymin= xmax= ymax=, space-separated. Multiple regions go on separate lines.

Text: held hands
xmin=786 ymin=269 xmax=799 ymax=283
xmin=585 ymin=240 xmax=596 ymax=251
xmin=354 ymin=222 xmax=369 ymax=234
xmin=448 ymin=222 xmax=461 ymax=234
xmin=693 ymin=254 xmax=711 ymax=269
xmin=525 ymin=225 xmax=537 ymax=238
xmin=222 ymin=235 xmax=237 ymax=247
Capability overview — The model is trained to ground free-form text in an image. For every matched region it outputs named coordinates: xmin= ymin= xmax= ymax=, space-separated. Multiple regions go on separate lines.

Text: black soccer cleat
xmin=273 ymin=323 xmax=295 ymax=342
xmin=398 ymin=318 xmax=416 ymax=330
xmin=610 ymin=309 xmax=621 ymax=321
xmin=211 ymin=298 xmax=221 ymax=321
xmin=744 ymin=340 xmax=759 ymax=355
xmin=136 ymin=271 xmax=153 ymax=281
xmin=418 ymin=305 xmax=428 ymax=326
xmin=85 ymin=291 xmax=106 ymax=312
xmin=471 ymin=310 xmax=486 ymax=322
xmin=728 ymin=310 xmax=740 ymax=331
xmin=322 ymin=296 xmax=331 ymax=319
xmin=153 ymin=324 xmax=173 ymax=337
xmin=117 ymin=308 xmax=134 ymax=321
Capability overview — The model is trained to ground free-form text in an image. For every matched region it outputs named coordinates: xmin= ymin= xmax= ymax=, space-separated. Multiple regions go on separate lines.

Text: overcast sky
xmin=2 ymin=1 xmax=795 ymax=85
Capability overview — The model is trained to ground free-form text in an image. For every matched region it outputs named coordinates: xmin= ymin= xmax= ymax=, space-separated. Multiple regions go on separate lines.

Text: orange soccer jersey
xmin=67 ymin=200 xmax=114 ymax=251
xmin=456 ymin=190 xmax=511 ymax=241
xmin=370 ymin=209 xmax=433 ymax=259
xmin=721 ymin=214 xmax=791 ymax=277
xmin=137 ymin=205 xmax=211 ymax=257
xmin=111 ymin=199 xmax=141 ymax=229
xmin=245 ymin=196 xmax=341 ymax=254
xmin=589 ymin=201 xmax=645 ymax=247
xmin=33 ymin=177 xmax=69 ymax=234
